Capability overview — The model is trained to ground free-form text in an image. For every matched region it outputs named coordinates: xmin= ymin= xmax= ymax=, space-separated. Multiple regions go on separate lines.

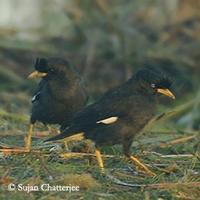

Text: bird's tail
xmin=44 ymin=126 xmax=83 ymax=142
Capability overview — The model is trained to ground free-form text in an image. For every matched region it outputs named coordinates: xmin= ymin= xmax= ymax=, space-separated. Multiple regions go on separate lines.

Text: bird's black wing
xmin=45 ymin=91 xmax=122 ymax=142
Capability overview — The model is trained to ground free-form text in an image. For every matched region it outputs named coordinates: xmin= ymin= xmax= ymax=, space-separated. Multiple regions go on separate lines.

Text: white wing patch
xmin=32 ymin=92 xmax=40 ymax=103
xmin=96 ymin=116 xmax=118 ymax=124
xmin=32 ymin=95 xmax=37 ymax=102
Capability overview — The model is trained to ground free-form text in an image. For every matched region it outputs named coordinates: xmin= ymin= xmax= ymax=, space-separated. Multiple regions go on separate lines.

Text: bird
xmin=45 ymin=68 xmax=175 ymax=176
xmin=24 ymin=57 xmax=88 ymax=151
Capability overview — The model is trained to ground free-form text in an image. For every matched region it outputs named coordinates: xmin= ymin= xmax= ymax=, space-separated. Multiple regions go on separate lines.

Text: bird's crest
xmin=34 ymin=58 xmax=48 ymax=72
xmin=136 ymin=68 xmax=173 ymax=89
xmin=154 ymin=76 xmax=172 ymax=89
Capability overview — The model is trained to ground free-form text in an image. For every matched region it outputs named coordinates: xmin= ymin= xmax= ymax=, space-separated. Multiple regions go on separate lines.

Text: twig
xmin=149 ymin=130 xmax=200 ymax=135
xmin=106 ymin=173 xmax=200 ymax=190
xmin=159 ymin=154 xmax=195 ymax=158
xmin=146 ymin=182 xmax=200 ymax=189
xmin=0 ymin=148 xmax=41 ymax=156
xmin=37 ymin=155 xmax=54 ymax=179
xmin=60 ymin=152 xmax=123 ymax=159
xmin=106 ymin=173 xmax=146 ymax=188
xmin=144 ymin=151 xmax=197 ymax=158
xmin=160 ymin=135 xmax=196 ymax=148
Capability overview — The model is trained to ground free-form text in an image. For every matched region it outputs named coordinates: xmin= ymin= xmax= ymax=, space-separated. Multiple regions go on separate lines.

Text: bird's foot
xmin=59 ymin=152 xmax=93 ymax=160
xmin=22 ymin=123 xmax=34 ymax=153
xmin=24 ymin=136 xmax=32 ymax=152
xmin=95 ymin=149 xmax=105 ymax=173
xmin=60 ymin=150 xmax=105 ymax=173
xmin=130 ymin=155 xmax=156 ymax=177
xmin=0 ymin=138 xmax=35 ymax=155
xmin=0 ymin=147 xmax=32 ymax=156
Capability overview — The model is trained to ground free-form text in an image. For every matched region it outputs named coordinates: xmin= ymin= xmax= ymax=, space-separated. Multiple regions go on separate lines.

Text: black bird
xmin=45 ymin=68 xmax=175 ymax=176
xmin=22 ymin=57 xmax=88 ymax=151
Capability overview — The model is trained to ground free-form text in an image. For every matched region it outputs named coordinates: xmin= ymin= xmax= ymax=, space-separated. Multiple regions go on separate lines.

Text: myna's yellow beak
xmin=28 ymin=71 xmax=47 ymax=79
xmin=157 ymin=88 xmax=175 ymax=99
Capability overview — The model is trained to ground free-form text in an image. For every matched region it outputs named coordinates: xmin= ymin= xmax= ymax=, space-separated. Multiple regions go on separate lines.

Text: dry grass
xmin=0 ymin=1 xmax=200 ymax=199
xmin=0 ymin=91 xmax=199 ymax=200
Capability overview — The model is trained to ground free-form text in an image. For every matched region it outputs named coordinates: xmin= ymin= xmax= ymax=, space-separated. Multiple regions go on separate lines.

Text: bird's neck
xmin=49 ymin=72 xmax=77 ymax=85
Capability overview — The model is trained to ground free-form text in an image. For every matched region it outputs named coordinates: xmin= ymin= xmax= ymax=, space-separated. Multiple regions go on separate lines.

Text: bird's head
xmin=135 ymin=69 xmax=175 ymax=99
xmin=28 ymin=57 xmax=72 ymax=79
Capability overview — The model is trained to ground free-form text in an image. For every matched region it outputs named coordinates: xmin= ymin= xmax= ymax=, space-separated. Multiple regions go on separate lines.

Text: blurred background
xmin=0 ymin=0 xmax=200 ymax=133
xmin=0 ymin=1 xmax=200 ymax=199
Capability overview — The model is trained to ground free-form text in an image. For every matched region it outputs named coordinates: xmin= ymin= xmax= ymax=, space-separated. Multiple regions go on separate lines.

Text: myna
xmin=45 ymin=68 xmax=175 ymax=176
xmin=25 ymin=57 xmax=88 ymax=151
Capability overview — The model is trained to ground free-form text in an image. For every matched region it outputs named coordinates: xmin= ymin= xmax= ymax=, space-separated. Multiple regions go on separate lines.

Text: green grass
xmin=0 ymin=1 xmax=200 ymax=198
xmin=0 ymin=93 xmax=200 ymax=200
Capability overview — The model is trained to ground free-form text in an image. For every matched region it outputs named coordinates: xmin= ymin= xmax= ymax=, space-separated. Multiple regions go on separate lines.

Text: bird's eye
xmin=151 ymin=83 xmax=156 ymax=88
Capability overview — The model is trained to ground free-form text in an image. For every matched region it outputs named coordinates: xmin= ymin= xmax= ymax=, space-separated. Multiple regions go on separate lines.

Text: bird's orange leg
xmin=0 ymin=124 xmax=34 ymax=155
xmin=24 ymin=123 xmax=34 ymax=151
xmin=95 ymin=149 xmax=105 ymax=173
xmin=129 ymin=155 xmax=156 ymax=177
